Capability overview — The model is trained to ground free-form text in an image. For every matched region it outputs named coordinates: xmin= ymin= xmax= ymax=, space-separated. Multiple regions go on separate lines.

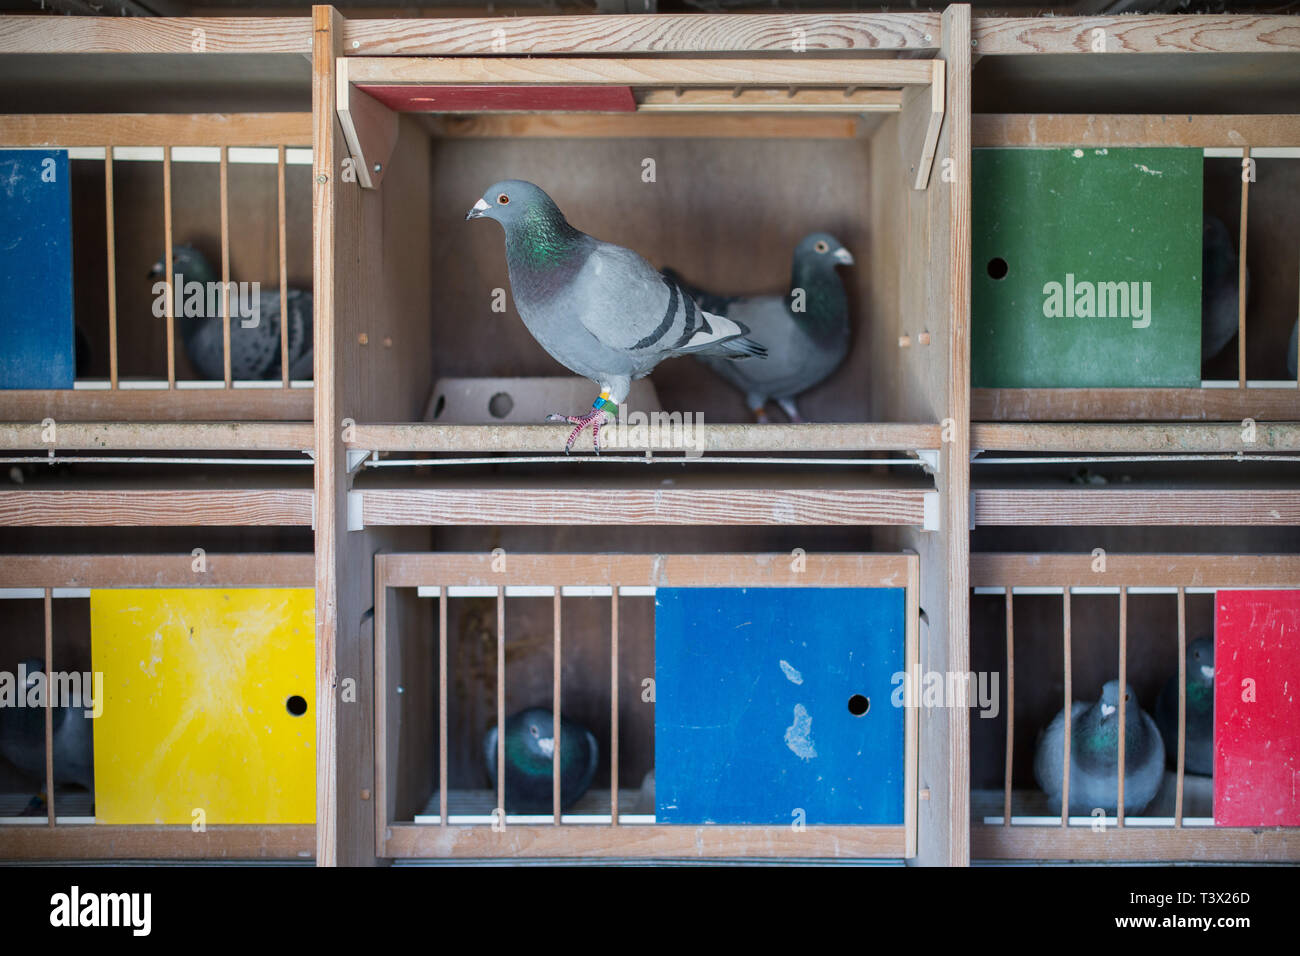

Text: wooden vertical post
xmin=497 ymin=588 xmax=505 ymax=818
xmin=610 ymin=590 xmax=620 ymax=826
xmin=163 ymin=149 xmax=175 ymax=388
xmin=1061 ymin=589 xmax=1072 ymax=827
xmin=220 ymin=145 xmax=232 ymax=386
xmin=1175 ymin=587 xmax=1187 ymax=827
xmin=1117 ymin=588 xmax=1128 ymax=827
xmin=105 ymin=149 xmax=118 ymax=389
xmin=439 ymin=589 xmax=448 ymax=827
xmin=43 ymin=588 xmax=54 ymax=828
xmin=278 ymin=144 xmax=290 ymax=388
xmin=1238 ymin=146 xmax=1250 ymax=388
xmin=1003 ymin=590 xmax=1014 ymax=827
xmin=553 ymin=592 xmax=562 ymax=825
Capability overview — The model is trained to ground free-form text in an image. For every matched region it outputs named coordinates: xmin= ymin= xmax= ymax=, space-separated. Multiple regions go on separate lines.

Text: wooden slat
xmin=341 ymin=14 xmax=941 ymax=56
xmin=638 ymin=88 xmax=903 ymax=112
xmin=0 ymin=422 xmax=314 ymax=451
xmin=1175 ymin=588 xmax=1187 ymax=828
xmin=1239 ymin=147 xmax=1251 ymax=389
xmin=496 ymin=588 xmax=505 ymax=820
xmin=0 ymin=826 xmax=314 ymax=860
xmin=552 ymin=593 xmax=561 ymax=827
xmin=372 ymin=564 xmax=388 ymax=855
xmin=972 ymin=489 xmax=1300 ymax=526
xmin=1003 ymin=591 xmax=1014 ymax=829
xmin=0 ymin=17 xmax=312 ymax=54
xmin=0 ymin=113 xmax=313 ymax=148
xmin=379 ymin=552 xmax=914 ymax=589
xmin=971 ymin=553 xmax=1300 ymax=588
xmin=105 ymin=149 xmax=118 ymax=389
xmin=278 ymin=146 xmax=290 ymax=389
xmin=163 ymin=149 xmax=175 ymax=389
xmin=0 ymin=389 xmax=313 ymax=422
xmin=1117 ymin=588 xmax=1128 ymax=828
xmin=345 ymin=56 xmax=937 ymax=89
xmin=427 ymin=113 xmax=863 ymax=141
xmin=973 ymin=114 xmax=1300 ymax=148
xmin=43 ymin=588 xmax=54 ymax=829
xmin=348 ymin=422 xmax=941 ymax=453
xmin=358 ymin=486 xmax=935 ymax=527
xmin=1061 ymin=590 xmax=1072 ymax=828
xmin=904 ymin=554 xmax=919 ymax=857
xmin=971 ymin=16 xmax=1300 ymax=55
xmin=972 ymin=825 xmax=1300 ymax=862
xmin=972 ymin=422 xmax=1300 ymax=453
xmin=972 ymin=388 xmax=1300 ymax=421
xmin=0 ymin=553 xmax=313 ymax=588
xmin=0 ymin=489 xmax=313 ymax=526
xmin=439 ymin=589 xmax=448 ymax=827
xmin=221 ymin=145 xmax=232 ymax=388
xmin=383 ymin=824 xmax=907 ymax=859
xmin=609 ymin=590 xmax=619 ymax=828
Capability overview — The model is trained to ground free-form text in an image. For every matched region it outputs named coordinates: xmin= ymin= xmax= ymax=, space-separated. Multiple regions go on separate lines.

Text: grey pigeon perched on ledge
xmin=0 ymin=658 xmax=94 ymax=794
xmin=665 ymin=231 xmax=853 ymax=423
xmin=1034 ymin=680 xmax=1164 ymax=816
xmin=1202 ymin=213 xmax=1247 ymax=363
xmin=466 ymin=180 xmax=766 ymax=452
xmin=1155 ymin=636 xmax=1215 ymax=776
xmin=150 ymin=244 xmax=313 ymax=381
xmin=484 ymin=707 xmax=599 ymax=814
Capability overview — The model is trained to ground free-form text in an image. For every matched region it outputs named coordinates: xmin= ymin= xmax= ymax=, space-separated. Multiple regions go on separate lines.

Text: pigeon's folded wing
xmin=572 ymin=243 xmax=748 ymax=356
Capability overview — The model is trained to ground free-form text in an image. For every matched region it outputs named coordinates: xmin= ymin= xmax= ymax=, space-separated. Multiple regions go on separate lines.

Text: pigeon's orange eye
xmin=814 ymin=241 xmax=829 ymax=254
xmin=497 ymin=193 xmax=510 ymax=205
xmin=529 ymin=725 xmax=539 ymax=737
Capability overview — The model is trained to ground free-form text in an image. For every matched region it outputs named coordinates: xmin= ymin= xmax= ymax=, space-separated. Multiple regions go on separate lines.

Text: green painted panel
xmin=972 ymin=147 xmax=1202 ymax=388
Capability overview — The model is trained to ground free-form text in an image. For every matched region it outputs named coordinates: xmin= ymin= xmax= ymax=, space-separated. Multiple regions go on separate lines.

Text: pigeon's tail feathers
xmin=674 ymin=310 xmax=767 ymax=360
xmin=662 ymin=268 xmax=736 ymax=317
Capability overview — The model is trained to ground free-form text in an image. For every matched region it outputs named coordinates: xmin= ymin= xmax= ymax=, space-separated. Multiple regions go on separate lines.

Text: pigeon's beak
xmin=537 ymin=736 xmax=555 ymax=758
xmin=148 ymin=260 xmax=165 ymax=280
xmin=1101 ymin=703 xmax=1116 ymax=717
xmin=465 ymin=198 xmax=490 ymax=221
xmin=1201 ymin=664 xmax=1215 ymax=680
xmin=833 ymin=248 xmax=855 ymax=266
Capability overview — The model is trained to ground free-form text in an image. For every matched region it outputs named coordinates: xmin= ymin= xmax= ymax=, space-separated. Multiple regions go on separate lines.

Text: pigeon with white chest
xmin=466 ymin=180 xmax=766 ymax=452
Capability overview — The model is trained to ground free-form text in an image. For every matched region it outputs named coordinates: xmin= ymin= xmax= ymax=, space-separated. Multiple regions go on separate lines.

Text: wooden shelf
xmin=0 ymin=825 xmax=313 ymax=861
xmin=972 ymin=823 xmax=1300 ymax=863
xmin=0 ymin=388 xmax=314 ymax=424
xmin=972 ymin=479 xmax=1300 ymax=526
xmin=350 ymin=422 xmax=942 ymax=455
xmin=972 ymin=15 xmax=1300 ymax=56
xmin=972 ymin=422 xmax=1300 ymax=453
xmin=0 ymin=422 xmax=314 ymax=453
xmin=353 ymin=472 xmax=938 ymax=528
xmin=972 ymin=389 xmax=1300 ymax=422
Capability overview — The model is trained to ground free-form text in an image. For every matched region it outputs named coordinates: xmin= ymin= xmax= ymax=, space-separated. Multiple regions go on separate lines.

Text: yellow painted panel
xmin=89 ymin=588 xmax=314 ymax=825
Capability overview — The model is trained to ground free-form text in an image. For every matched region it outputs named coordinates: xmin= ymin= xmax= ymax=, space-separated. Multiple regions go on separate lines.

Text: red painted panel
xmin=1215 ymin=589 xmax=1300 ymax=826
xmin=358 ymin=85 xmax=637 ymax=113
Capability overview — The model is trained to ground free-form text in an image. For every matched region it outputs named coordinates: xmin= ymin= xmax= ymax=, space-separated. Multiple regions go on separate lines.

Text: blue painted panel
xmin=655 ymin=587 xmax=905 ymax=825
xmin=0 ymin=150 xmax=75 ymax=389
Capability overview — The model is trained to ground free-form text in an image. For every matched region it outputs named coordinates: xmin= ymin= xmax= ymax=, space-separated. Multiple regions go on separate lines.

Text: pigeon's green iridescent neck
xmin=506 ymin=203 xmax=585 ymax=270
xmin=788 ymin=259 xmax=849 ymax=345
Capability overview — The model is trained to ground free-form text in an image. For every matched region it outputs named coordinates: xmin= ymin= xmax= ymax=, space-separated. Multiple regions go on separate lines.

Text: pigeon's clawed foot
xmin=546 ymin=407 xmax=611 ymax=454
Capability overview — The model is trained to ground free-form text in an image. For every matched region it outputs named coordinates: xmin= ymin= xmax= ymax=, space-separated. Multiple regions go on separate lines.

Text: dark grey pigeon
xmin=1155 ymin=636 xmax=1215 ymax=776
xmin=664 ymin=231 xmax=853 ymax=423
xmin=150 ymin=244 xmax=313 ymax=381
xmin=484 ymin=706 xmax=599 ymax=814
xmin=466 ymin=180 xmax=766 ymax=452
xmin=1202 ymin=213 xmax=1247 ymax=362
xmin=0 ymin=658 xmax=94 ymax=794
xmin=1034 ymin=680 xmax=1164 ymax=816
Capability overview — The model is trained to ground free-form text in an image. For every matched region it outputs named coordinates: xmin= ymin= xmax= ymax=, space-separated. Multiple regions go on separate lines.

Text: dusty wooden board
xmin=0 ymin=390 xmax=313 ymax=423
xmin=340 ymin=14 xmax=941 ymax=57
xmin=345 ymin=56 xmax=938 ymax=89
xmin=0 ymin=488 xmax=313 ymax=526
xmin=383 ymin=823 xmax=905 ymax=858
xmin=350 ymin=422 xmax=941 ymax=453
xmin=972 ymin=422 xmax=1300 ymax=453
xmin=638 ymin=88 xmax=903 ymax=113
xmin=0 ymin=825 xmax=314 ymax=861
xmin=0 ymin=553 xmax=313 ymax=587
xmin=0 ymin=113 xmax=312 ymax=148
xmin=425 ymin=112 xmax=864 ymax=141
xmin=0 ymin=16 xmax=313 ymax=54
xmin=971 ymin=16 xmax=1300 ymax=55
xmin=973 ymin=113 xmax=1300 ymax=148
xmin=972 ymin=388 xmax=1300 ymax=421
xmin=0 ymin=422 xmax=314 ymax=451
xmin=972 ymin=489 xmax=1300 ymax=526
xmin=970 ymin=553 xmax=1300 ymax=589
xmin=899 ymin=60 xmax=944 ymax=189
xmin=971 ymin=824 xmax=1300 ymax=862
xmin=358 ymin=485 xmax=936 ymax=528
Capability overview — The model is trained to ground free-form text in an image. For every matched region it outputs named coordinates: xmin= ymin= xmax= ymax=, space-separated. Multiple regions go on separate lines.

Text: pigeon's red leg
xmin=546 ymin=398 xmax=615 ymax=454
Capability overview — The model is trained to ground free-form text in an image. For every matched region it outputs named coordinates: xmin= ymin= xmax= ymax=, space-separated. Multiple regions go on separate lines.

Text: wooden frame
xmin=0 ymin=553 xmax=314 ymax=862
xmin=373 ymin=552 xmax=920 ymax=860
xmin=969 ymin=553 xmax=1300 ymax=863
xmin=971 ymin=111 xmax=1300 ymax=422
xmin=0 ymin=112 xmax=314 ymax=428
